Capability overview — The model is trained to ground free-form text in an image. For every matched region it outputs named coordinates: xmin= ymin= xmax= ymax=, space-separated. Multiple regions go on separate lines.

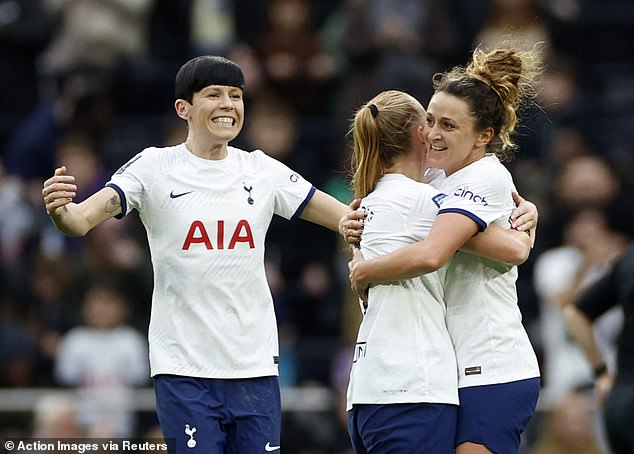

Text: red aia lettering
xmin=228 ymin=219 xmax=255 ymax=249
xmin=182 ymin=220 xmax=255 ymax=250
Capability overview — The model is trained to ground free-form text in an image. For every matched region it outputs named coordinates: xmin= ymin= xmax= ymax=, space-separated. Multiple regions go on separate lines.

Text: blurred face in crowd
xmin=83 ymin=288 xmax=128 ymax=330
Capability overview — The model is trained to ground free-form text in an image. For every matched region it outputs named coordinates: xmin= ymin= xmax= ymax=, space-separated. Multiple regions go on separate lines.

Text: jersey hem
xmin=150 ymin=367 xmax=279 ymax=379
xmin=346 ymin=396 xmax=459 ymax=411
xmin=457 ymin=373 xmax=541 ymax=389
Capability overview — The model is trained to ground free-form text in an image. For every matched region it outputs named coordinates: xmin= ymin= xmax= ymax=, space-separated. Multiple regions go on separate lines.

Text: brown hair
xmin=350 ymin=90 xmax=424 ymax=198
xmin=432 ymin=45 xmax=543 ymax=160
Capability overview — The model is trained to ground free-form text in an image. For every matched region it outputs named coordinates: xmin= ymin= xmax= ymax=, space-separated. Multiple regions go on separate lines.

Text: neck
xmin=185 ymin=136 xmax=228 ymax=160
xmin=444 ymin=147 xmax=487 ymax=176
xmin=385 ymin=154 xmax=425 ymax=182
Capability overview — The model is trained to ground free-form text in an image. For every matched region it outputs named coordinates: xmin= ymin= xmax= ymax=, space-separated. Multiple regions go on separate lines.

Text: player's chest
xmin=145 ymin=171 xmax=275 ymax=244
xmin=151 ymin=170 xmax=274 ymax=214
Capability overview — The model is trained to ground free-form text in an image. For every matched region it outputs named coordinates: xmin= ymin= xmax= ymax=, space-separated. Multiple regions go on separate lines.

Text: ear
xmin=416 ymin=125 xmax=426 ymax=144
xmin=174 ymin=99 xmax=190 ymax=120
xmin=476 ymin=127 xmax=494 ymax=148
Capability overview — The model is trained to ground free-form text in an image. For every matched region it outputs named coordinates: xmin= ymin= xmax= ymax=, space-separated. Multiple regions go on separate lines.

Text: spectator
xmin=564 ymin=243 xmax=634 ymax=454
xmin=256 ymin=0 xmax=339 ymax=115
xmin=534 ymin=208 xmax=626 ymax=404
xmin=4 ymin=70 xmax=115 ymax=181
xmin=38 ymin=0 xmax=153 ymax=81
xmin=527 ymin=390 xmax=604 ymax=454
xmin=55 ymin=281 xmax=148 ymax=437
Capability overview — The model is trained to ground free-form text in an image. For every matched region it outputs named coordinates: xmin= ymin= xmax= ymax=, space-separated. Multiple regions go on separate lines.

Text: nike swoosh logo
xmin=264 ymin=442 xmax=280 ymax=452
xmin=170 ymin=190 xmax=194 ymax=199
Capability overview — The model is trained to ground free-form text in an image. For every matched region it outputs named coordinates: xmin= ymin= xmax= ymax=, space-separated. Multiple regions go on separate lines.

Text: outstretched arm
xmin=300 ymin=189 xmax=350 ymax=232
xmin=42 ymin=166 xmax=122 ymax=236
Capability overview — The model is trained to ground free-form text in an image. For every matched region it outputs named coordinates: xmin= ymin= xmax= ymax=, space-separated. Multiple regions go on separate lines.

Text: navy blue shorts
xmin=348 ymin=403 xmax=458 ymax=454
xmin=456 ymin=377 xmax=540 ymax=454
xmin=153 ymin=375 xmax=281 ymax=454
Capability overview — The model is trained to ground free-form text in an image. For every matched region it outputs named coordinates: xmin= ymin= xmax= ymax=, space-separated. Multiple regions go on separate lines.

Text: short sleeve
xmin=106 ymin=148 xmax=158 ymax=217
xmin=257 ymin=152 xmax=314 ymax=220
xmin=437 ymin=161 xmax=515 ymax=231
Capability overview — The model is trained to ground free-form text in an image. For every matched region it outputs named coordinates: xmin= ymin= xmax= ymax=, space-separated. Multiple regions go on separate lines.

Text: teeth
xmin=431 ymin=145 xmax=445 ymax=151
xmin=213 ymin=117 xmax=234 ymax=125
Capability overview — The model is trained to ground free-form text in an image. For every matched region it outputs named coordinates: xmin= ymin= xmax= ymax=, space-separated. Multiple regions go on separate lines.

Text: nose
xmin=427 ymin=124 xmax=441 ymax=142
xmin=219 ymin=94 xmax=234 ymax=109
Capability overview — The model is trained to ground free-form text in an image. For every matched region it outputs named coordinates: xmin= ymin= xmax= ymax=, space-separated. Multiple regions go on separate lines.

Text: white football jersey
xmin=106 ymin=144 xmax=314 ymax=379
xmin=346 ymin=174 xmax=459 ymax=410
xmin=436 ymin=154 xmax=540 ymax=388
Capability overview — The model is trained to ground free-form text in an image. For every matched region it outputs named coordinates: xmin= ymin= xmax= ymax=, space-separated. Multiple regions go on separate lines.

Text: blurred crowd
xmin=0 ymin=0 xmax=633 ymax=452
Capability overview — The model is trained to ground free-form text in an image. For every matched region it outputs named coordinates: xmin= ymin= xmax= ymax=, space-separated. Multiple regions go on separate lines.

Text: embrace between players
xmin=43 ymin=48 xmax=541 ymax=454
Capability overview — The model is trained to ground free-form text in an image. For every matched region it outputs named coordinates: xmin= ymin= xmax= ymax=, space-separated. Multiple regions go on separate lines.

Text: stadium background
xmin=0 ymin=0 xmax=633 ymax=452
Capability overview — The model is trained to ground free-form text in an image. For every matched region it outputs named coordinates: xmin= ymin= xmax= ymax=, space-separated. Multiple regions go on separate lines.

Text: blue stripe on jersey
xmin=438 ymin=208 xmax=487 ymax=231
xmin=291 ymin=185 xmax=316 ymax=220
xmin=105 ymin=182 xmax=127 ymax=219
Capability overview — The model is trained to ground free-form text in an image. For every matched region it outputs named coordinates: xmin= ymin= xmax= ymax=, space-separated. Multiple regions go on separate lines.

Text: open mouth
xmin=212 ymin=117 xmax=236 ymax=127
xmin=430 ymin=144 xmax=447 ymax=151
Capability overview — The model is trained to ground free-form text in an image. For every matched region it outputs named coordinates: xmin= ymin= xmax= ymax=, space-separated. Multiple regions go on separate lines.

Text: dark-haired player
xmin=43 ymin=55 xmax=352 ymax=453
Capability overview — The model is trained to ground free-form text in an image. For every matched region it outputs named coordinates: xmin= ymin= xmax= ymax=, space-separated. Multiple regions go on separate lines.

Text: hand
xmin=510 ymin=192 xmax=538 ymax=247
xmin=42 ymin=166 xmax=77 ymax=216
xmin=348 ymin=248 xmax=369 ymax=300
xmin=338 ymin=198 xmax=366 ymax=245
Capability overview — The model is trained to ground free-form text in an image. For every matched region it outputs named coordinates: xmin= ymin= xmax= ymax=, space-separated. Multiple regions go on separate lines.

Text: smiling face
xmin=177 ymin=84 xmax=245 ymax=146
xmin=424 ymin=91 xmax=492 ymax=175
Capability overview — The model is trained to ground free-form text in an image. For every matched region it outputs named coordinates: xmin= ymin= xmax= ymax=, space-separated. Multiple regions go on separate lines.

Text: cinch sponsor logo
xmin=182 ymin=219 xmax=255 ymax=250
xmin=453 ymin=186 xmax=488 ymax=206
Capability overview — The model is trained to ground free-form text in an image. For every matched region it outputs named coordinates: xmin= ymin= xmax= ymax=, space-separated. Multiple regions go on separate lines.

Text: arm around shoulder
xmin=351 ymin=212 xmax=477 ymax=286
xmin=463 ymin=223 xmax=531 ymax=265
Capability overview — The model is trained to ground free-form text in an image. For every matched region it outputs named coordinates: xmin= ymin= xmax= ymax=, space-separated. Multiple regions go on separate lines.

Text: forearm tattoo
xmin=57 ymin=206 xmax=69 ymax=219
xmin=105 ymin=194 xmax=121 ymax=214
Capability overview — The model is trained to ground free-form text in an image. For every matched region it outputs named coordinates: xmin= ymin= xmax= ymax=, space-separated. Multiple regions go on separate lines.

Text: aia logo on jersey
xmin=182 ymin=219 xmax=255 ymax=250
xmin=453 ymin=186 xmax=488 ymax=206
